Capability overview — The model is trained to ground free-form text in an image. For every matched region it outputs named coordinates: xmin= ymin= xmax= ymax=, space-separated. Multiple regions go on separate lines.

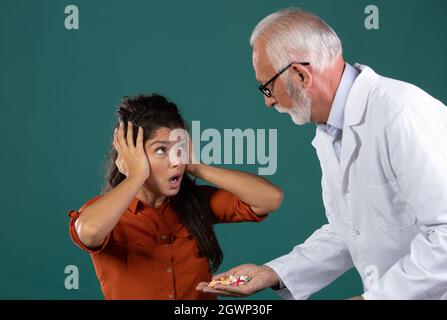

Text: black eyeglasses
xmin=258 ymin=62 xmax=310 ymax=98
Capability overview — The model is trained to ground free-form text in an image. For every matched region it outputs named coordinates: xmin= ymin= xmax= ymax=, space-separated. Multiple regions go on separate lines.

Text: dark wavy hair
xmin=102 ymin=94 xmax=223 ymax=272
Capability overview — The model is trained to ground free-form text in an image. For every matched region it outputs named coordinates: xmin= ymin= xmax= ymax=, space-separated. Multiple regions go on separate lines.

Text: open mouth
xmin=168 ymin=174 xmax=182 ymax=186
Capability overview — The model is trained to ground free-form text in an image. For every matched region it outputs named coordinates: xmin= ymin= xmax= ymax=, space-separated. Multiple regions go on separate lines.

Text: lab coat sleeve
xmin=363 ymin=100 xmax=447 ymax=299
xmin=265 ymin=223 xmax=354 ymax=300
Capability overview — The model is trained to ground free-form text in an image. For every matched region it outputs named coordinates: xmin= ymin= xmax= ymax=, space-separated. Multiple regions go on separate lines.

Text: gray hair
xmin=250 ymin=8 xmax=342 ymax=73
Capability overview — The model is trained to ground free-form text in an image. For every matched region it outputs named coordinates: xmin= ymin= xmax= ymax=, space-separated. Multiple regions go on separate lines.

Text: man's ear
xmin=291 ymin=63 xmax=312 ymax=89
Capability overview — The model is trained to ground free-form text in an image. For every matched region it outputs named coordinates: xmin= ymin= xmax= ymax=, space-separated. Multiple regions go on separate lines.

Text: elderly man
xmin=197 ymin=8 xmax=447 ymax=300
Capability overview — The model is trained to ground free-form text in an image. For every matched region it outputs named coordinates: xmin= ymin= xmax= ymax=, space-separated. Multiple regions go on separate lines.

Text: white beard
xmin=275 ymin=81 xmax=312 ymax=125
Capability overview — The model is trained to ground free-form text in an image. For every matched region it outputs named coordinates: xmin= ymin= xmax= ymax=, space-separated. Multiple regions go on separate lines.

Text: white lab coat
xmin=266 ymin=64 xmax=447 ymax=299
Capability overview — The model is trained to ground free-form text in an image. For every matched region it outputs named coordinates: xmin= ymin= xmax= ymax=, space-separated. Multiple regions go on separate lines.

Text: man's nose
xmin=264 ymin=95 xmax=277 ymax=108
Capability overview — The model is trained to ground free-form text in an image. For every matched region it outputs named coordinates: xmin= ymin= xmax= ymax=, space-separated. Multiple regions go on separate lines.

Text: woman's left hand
xmin=186 ymin=164 xmax=202 ymax=177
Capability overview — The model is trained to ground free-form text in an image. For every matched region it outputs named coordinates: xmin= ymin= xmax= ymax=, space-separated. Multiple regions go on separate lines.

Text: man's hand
xmin=196 ymin=264 xmax=280 ymax=297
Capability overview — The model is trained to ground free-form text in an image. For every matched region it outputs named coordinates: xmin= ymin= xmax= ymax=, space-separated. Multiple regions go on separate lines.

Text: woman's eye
xmin=155 ymin=147 xmax=166 ymax=155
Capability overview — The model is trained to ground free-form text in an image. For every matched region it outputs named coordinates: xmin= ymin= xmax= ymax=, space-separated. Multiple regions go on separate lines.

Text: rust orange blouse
xmin=68 ymin=185 xmax=266 ymax=300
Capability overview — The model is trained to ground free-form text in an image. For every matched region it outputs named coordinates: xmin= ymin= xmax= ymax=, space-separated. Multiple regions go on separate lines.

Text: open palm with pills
xmin=196 ymin=264 xmax=279 ymax=298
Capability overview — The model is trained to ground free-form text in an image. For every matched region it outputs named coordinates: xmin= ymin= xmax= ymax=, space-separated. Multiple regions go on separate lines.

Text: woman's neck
xmin=136 ymin=187 xmax=167 ymax=208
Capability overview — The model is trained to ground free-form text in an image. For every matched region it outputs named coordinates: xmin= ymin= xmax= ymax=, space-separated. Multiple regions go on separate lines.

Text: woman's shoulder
xmin=196 ymin=184 xmax=233 ymax=201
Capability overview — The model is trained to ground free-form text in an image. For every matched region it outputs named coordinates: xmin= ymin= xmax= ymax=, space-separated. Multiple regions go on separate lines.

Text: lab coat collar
xmin=344 ymin=64 xmax=379 ymax=126
xmin=312 ymin=63 xmax=378 ymax=149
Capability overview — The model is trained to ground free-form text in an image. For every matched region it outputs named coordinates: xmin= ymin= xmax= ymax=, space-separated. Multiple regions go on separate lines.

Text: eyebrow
xmin=149 ymin=141 xmax=171 ymax=146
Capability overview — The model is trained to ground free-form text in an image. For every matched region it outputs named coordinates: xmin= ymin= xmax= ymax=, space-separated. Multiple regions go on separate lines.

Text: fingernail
xmin=119 ymin=121 xmax=123 ymax=127
xmin=128 ymin=121 xmax=132 ymax=126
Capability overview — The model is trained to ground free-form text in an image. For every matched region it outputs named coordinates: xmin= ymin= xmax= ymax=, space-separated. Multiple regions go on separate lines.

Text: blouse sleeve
xmin=67 ymin=195 xmax=111 ymax=255
xmin=199 ymin=185 xmax=268 ymax=224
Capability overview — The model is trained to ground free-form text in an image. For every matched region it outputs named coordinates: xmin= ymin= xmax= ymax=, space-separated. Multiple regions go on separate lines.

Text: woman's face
xmin=143 ymin=127 xmax=187 ymax=197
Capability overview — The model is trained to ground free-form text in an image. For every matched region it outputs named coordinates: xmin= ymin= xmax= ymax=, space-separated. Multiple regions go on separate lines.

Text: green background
xmin=1 ymin=0 xmax=446 ymax=299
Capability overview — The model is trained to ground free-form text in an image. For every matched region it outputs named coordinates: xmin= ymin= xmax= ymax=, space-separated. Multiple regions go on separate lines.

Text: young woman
xmin=68 ymin=94 xmax=283 ymax=300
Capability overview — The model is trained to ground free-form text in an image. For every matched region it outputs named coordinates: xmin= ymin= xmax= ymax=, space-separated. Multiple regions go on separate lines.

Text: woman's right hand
xmin=113 ymin=121 xmax=150 ymax=183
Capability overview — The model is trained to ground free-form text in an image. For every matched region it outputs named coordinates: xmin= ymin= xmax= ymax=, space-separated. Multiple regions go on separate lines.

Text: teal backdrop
xmin=1 ymin=0 xmax=446 ymax=299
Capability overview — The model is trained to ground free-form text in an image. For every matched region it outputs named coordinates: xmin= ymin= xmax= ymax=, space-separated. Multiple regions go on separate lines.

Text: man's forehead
xmin=252 ymin=39 xmax=267 ymax=64
xmin=252 ymin=50 xmax=260 ymax=66
xmin=252 ymin=51 xmax=274 ymax=82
